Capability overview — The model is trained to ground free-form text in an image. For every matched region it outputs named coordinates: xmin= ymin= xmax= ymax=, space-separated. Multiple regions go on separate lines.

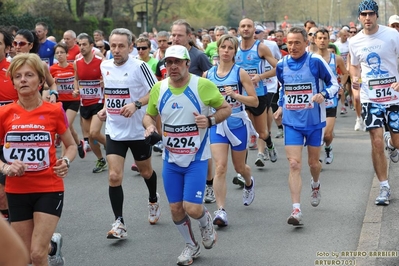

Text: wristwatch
xmin=62 ymin=157 xmax=70 ymax=168
xmin=50 ymin=90 xmax=59 ymax=99
xmin=135 ymin=101 xmax=142 ymax=110
xmin=207 ymin=116 xmax=216 ymax=127
xmin=320 ymin=91 xmax=327 ymax=98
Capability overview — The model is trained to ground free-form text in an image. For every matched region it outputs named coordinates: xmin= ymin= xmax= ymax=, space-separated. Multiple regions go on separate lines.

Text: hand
xmin=274 ymin=107 xmax=282 ymax=120
xmin=391 ymin=82 xmax=399 ymax=92
xmin=224 ymin=86 xmax=236 ymax=98
xmin=119 ymin=103 xmax=136 ymax=118
xmin=72 ymin=90 xmax=79 ymax=98
xmin=6 ymin=161 xmax=27 ymax=177
xmin=49 ymin=94 xmax=57 ymax=103
xmin=312 ymin=93 xmax=325 ymax=104
xmin=53 ymin=159 xmax=69 ymax=178
xmin=97 ymin=109 xmax=107 ymax=121
xmin=193 ymin=112 xmax=208 ymax=129
xmin=144 ymin=125 xmax=157 ymax=138
xmin=352 ymin=77 xmax=361 ymax=90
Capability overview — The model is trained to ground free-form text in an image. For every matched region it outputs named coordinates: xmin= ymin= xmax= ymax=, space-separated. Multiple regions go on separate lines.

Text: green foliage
xmin=80 ymin=15 xmax=99 ymax=34
xmin=0 ymin=13 xmax=51 ymax=30
xmin=0 ymin=0 xmax=18 ymax=15
xmin=99 ymin=18 xmax=114 ymax=35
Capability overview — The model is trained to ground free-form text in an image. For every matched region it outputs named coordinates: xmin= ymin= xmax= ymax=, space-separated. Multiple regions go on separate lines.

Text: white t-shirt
xmin=261 ymin=40 xmax=281 ymax=93
xmin=335 ymin=39 xmax=349 ymax=66
xmin=101 ymin=58 xmax=157 ymax=140
xmin=349 ymin=25 xmax=399 ymax=104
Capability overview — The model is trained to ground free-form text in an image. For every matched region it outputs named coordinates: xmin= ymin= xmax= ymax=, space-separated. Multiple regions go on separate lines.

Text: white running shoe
xmin=354 ymin=117 xmax=365 ymax=131
xmin=148 ymin=193 xmax=161 ymax=224
xmin=375 ymin=186 xmax=391 ymax=206
xmin=275 ymin=128 xmax=284 ymax=138
xmin=107 ymin=218 xmax=127 ymax=239
xmin=287 ymin=208 xmax=303 ymax=225
xmin=324 ymin=146 xmax=334 ymax=164
xmin=199 ymin=211 xmax=217 ymax=249
xmin=310 ymin=183 xmax=321 ymax=207
xmin=177 ymin=242 xmax=201 ymax=265
xmin=213 ymin=208 xmax=228 ymax=227
xmin=384 ymin=131 xmax=399 ymax=163
xmin=243 ymin=177 xmax=255 ymax=206
xmin=254 ymin=153 xmax=265 ymax=167
xmin=48 ymin=233 xmax=65 ymax=266
xmin=204 ymin=185 xmax=216 ymax=203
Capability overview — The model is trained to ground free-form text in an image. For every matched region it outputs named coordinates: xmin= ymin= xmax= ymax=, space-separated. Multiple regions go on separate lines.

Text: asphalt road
xmin=57 ymin=108 xmax=379 ymax=266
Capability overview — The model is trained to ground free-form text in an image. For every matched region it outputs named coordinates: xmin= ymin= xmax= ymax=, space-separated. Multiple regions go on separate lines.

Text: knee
xmin=258 ymin=131 xmax=267 ymax=140
xmin=184 ymin=203 xmax=202 ymax=218
xmin=288 ymin=158 xmax=301 ymax=171
xmin=233 ymin=163 xmax=246 ymax=175
xmin=108 ymin=170 xmax=122 ymax=186
xmin=309 ymin=159 xmax=321 ymax=171
xmin=89 ymin=130 xmax=99 ymax=140
xmin=139 ymin=167 xmax=153 ymax=179
xmin=372 ymin=137 xmax=385 ymax=151
xmin=215 ymin=163 xmax=227 ymax=176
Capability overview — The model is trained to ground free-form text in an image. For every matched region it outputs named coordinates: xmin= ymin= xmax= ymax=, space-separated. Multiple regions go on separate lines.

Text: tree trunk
xmin=103 ymin=0 xmax=113 ymax=18
xmin=76 ymin=0 xmax=87 ymax=18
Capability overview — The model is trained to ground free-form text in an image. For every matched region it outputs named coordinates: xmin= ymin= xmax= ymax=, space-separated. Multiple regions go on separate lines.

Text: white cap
xmin=342 ymin=26 xmax=350 ymax=31
xmin=330 ymin=34 xmax=337 ymax=40
xmin=389 ymin=15 xmax=399 ymax=25
xmin=255 ymin=24 xmax=266 ymax=33
xmin=164 ymin=45 xmax=191 ymax=60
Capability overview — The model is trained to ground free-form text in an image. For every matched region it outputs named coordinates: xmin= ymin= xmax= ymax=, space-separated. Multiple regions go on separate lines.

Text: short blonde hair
xmin=7 ymin=53 xmax=45 ymax=84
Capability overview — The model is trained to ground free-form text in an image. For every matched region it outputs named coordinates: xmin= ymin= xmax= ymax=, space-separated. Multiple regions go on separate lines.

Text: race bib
xmin=284 ymin=83 xmax=314 ymax=110
xmin=368 ymin=77 xmax=398 ymax=103
xmin=78 ymin=80 xmax=102 ymax=99
xmin=104 ymin=88 xmax=131 ymax=115
xmin=217 ymin=84 xmax=242 ymax=109
xmin=56 ymin=77 xmax=75 ymax=94
xmin=163 ymin=123 xmax=199 ymax=155
xmin=3 ymin=131 xmax=51 ymax=172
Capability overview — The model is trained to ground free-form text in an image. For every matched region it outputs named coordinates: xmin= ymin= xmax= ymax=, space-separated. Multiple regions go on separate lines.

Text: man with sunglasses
xmin=306 ymin=27 xmax=319 ymax=53
xmin=143 ymin=45 xmax=231 ymax=265
xmin=135 ymin=37 xmax=161 ymax=79
xmin=335 ymin=29 xmax=350 ymax=115
xmin=349 ymin=0 xmax=399 ymax=206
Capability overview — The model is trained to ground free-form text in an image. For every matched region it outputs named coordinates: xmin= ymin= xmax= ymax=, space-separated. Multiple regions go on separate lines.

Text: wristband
xmin=50 ymin=90 xmax=59 ymax=99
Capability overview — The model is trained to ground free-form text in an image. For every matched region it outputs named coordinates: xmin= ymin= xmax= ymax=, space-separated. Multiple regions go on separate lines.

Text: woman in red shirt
xmin=0 ymin=53 xmax=77 ymax=266
xmin=50 ymin=42 xmax=86 ymax=159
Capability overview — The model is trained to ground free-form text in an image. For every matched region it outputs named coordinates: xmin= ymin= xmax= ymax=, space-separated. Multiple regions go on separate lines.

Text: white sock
xmin=380 ymin=180 xmax=390 ymax=189
xmin=293 ymin=203 xmax=300 ymax=210
xmin=311 ymin=180 xmax=320 ymax=188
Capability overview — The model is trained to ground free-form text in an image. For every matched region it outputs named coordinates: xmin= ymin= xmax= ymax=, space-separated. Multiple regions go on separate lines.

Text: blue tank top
xmin=281 ymin=53 xmax=326 ymax=129
xmin=207 ymin=64 xmax=244 ymax=129
xmin=38 ymin=40 xmax=56 ymax=66
xmin=235 ymin=40 xmax=267 ymax=96
xmin=325 ymin=53 xmax=339 ymax=109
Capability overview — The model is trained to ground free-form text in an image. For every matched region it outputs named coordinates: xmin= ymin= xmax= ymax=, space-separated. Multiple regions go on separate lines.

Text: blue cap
xmin=358 ymin=0 xmax=379 ymax=17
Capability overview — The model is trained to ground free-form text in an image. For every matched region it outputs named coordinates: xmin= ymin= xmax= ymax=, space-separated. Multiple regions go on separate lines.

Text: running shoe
xmin=354 ymin=117 xmax=365 ymax=131
xmin=213 ymin=208 xmax=228 ymax=227
xmin=84 ymin=141 xmax=92 ymax=152
xmin=324 ymin=146 xmax=334 ymax=164
xmin=131 ymin=163 xmax=139 ymax=172
xmin=148 ymin=193 xmax=161 ymax=225
xmin=254 ymin=153 xmax=265 ymax=167
xmin=204 ymin=185 xmax=216 ymax=203
xmin=275 ymin=128 xmax=284 ymax=139
xmin=248 ymin=135 xmax=257 ymax=149
xmin=310 ymin=183 xmax=321 ymax=207
xmin=232 ymin=173 xmax=245 ymax=188
xmin=107 ymin=218 xmax=127 ymax=239
xmin=199 ymin=211 xmax=217 ymax=249
xmin=153 ymin=141 xmax=163 ymax=153
xmin=340 ymin=107 xmax=347 ymax=115
xmin=177 ymin=242 xmax=201 ymax=266
xmin=92 ymin=158 xmax=107 ymax=173
xmin=375 ymin=186 xmax=391 ymax=206
xmin=267 ymin=145 xmax=278 ymax=163
xmin=48 ymin=233 xmax=65 ymax=266
xmin=77 ymin=139 xmax=86 ymax=159
xmin=287 ymin=208 xmax=302 ymax=225
xmin=384 ymin=131 xmax=399 ymax=163
xmin=243 ymin=177 xmax=255 ymax=206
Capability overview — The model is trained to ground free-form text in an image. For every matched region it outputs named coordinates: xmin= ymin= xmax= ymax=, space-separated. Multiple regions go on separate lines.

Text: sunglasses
xmin=360 ymin=11 xmax=376 ymax=17
xmin=137 ymin=47 xmax=149 ymax=51
xmin=308 ymin=32 xmax=315 ymax=36
xmin=13 ymin=41 xmax=31 ymax=47
xmin=255 ymin=30 xmax=262 ymax=34
xmin=97 ymin=46 xmax=104 ymax=48
xmin=167 ymin=42 xmax=172 ymax=45
xmin=349 ymin=31 xmax=357 ymax=33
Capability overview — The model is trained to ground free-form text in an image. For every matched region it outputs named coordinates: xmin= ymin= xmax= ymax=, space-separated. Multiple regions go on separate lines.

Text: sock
xmin=175 ymin=215 xmax=196 ymax=246
xmin=244 ymin=177 xmax=253 ymax=189
xmin=380 ymin=180 xmax=390 ymax=189
xmin=293 ymin=203 xmax=301 ymax=210
xmin=386 ymin=137 xmax=394 ymax=150
xmin=109 ymin=185 xmax=124 ymax=220
xmin=311 ymin=180 xmax=320 ymax=188
xmin=49 ymin=240 xmax=57 ymax=256
xmin=144 ymin=171 xmax=158 ymax=203
xmin=278 ymin=125 xmax=283 ymax=130
xmin=264 ymin=136 xmax=273 ymax=149
xmin=196 ymin=207 xmax=208 ymax=227
xmin=206 ymin=179 xmax=213 ymax=186
xmin=84 ymin=138 xmax=89 ymax=143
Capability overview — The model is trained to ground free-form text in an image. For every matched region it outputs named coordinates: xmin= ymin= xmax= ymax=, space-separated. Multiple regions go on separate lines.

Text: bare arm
xmin=336 ymin=55 xmax=349 ymax=85
xmin=230 ymin=68 xmax=258 ymax=107
xmin=259 ymin=43 xmax=277 ymax=79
